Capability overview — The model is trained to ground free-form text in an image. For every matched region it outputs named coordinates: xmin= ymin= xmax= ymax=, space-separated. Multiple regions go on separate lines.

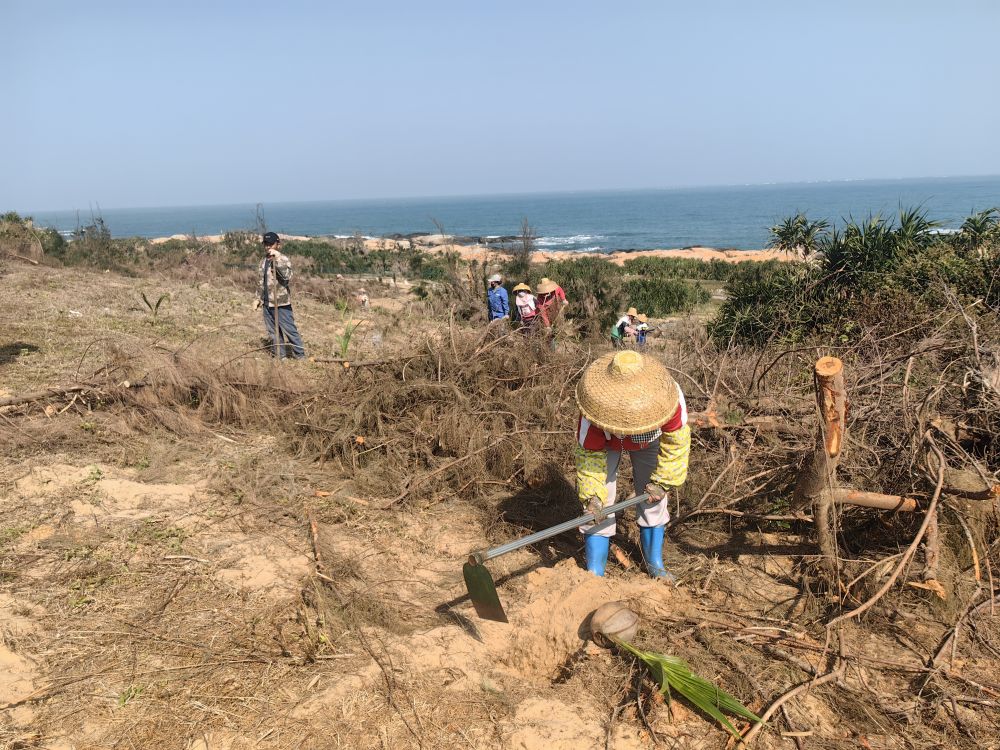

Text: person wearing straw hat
xmin=610 ymin=307 xmax=639 ymax=348
xmin=486 ymin=273 xmax=510 ymax=321
xmin=535 ymin=277 xmax=567 ymax=324
xmin=574 ymin=350 xmax=690 ymax=580
xmin=511 ymin=282 xmax=538 ymax=327
xmin=535 ymin=277 xmax=567 ymax=349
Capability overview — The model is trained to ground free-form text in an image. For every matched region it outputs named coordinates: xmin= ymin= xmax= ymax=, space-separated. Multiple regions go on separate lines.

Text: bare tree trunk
xmin=794 ymin=356 xmax=847 ymax=585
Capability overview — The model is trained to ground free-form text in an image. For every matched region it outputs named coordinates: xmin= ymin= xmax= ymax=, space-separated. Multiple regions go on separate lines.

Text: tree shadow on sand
xmin=0 ymin=342 xmax=40 ymax=365
xmin=494 ymin=462 xmax=584 ymax=566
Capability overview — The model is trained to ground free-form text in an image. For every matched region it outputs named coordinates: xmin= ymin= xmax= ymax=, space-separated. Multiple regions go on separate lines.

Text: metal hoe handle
xmin=467 ymin=493 xmax=652 ymax=566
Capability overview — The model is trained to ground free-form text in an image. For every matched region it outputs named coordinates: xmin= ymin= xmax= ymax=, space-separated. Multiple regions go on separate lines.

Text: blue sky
xmin=6 ymin=0 xmax=1000 ymax=211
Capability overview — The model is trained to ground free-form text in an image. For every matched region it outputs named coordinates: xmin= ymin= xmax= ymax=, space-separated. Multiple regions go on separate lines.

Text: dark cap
xmin=262 ymin=231 xmax=280 ymax=246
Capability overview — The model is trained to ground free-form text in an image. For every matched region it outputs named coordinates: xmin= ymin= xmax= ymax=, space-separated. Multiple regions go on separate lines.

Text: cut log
xmin=831 ymin=489 xmax=917 ymax=512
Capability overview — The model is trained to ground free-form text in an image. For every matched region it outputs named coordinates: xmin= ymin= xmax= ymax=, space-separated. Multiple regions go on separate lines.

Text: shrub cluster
xmin=710 ymin=207 xmax=1000 ymax=345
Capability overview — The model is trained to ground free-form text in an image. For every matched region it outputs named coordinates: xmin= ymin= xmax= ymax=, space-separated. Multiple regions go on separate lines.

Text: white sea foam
xmin=535 ymin=234 xmax=604 ymax=248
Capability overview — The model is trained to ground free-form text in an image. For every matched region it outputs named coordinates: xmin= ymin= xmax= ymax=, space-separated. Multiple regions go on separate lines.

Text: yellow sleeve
xmin=649 ymin=425 xmax=691 ymax=488
xmin=575 ymin=445 xmax=607 ymax=506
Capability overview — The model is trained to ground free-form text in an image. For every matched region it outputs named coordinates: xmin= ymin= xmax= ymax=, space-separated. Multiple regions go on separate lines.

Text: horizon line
xmin=19 ymin=172 xmax=1000 ymax=215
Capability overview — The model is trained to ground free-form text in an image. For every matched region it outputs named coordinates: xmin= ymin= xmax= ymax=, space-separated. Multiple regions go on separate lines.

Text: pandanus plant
xmin=769 ymin=213 xmax=829 ymax=260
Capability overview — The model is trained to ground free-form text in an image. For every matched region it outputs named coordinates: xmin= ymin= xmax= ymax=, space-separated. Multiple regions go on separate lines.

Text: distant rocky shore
xmin=149 ymin=231 xmax=790 ymax=264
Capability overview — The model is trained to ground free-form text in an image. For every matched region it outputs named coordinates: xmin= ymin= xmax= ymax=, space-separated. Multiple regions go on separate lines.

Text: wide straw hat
xmin=637 ymin=313 xmax=648 ymax=323
xmin=512 ymin=282 xmax=532 ymax=293
xmin=536 ymin=277 xmax=558 ymax=294
xmin=626 ymin=307 xmax=638 ymax=317
xmin=576 ymin=351 xmax=679 ymax=434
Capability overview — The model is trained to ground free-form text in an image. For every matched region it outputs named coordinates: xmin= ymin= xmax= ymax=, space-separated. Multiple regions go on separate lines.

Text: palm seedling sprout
xmin=613 ymin=638 xmax=762 ymax=739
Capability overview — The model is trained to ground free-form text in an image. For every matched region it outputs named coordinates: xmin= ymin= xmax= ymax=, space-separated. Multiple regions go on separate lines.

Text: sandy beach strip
xmin=147 ymin=232 xmax=789 ymax=264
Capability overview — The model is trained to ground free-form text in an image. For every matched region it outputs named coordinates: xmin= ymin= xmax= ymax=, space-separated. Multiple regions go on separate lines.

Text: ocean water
xmin=29 ymin=175 xmax=1000 ymax=251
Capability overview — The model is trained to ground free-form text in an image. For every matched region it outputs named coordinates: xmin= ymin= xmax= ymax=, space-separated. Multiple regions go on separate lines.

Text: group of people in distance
xmin=486 ymin=273 xmax=650 ymax=348
xmin=611 ymin=306 xmax=651 ymax=348
xmin=486 ymin=274 xmax=567 ymax=331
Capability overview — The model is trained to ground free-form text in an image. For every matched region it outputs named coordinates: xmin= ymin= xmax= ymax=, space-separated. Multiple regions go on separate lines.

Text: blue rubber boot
xmin=640 ymin=526 xmax=676 ymax=582
xmin=584 ymin=534 xmax=610 ymax=577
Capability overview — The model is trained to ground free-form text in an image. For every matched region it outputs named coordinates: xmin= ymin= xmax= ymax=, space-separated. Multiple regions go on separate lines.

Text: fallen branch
xmin=831 ymin=489 xmax=917 ymax=512
xmin=740 ymin=667 xmax=845 ymax=746
xmin=677 ymin=508 xmax=812 ymax=524
xmin=928 ymin=593 xmax=1000 ymax=671
xmin=942 ymin=484 xmax=1000 ymax=502
xmin=0 ymin=384 xmax=90 ymax=408
xmin=311 ymin=354 xmax=419 ymax=368
xmin=2 ymin=251 xmax=40 ymax=265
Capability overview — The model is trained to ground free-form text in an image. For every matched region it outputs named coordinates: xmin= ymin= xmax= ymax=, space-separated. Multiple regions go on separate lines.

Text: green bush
xmin=38 ymin=227 xmax=67 ymax=258
xmin=622 ymin=256 xmax=735 ymax=280
xmin=623 ymin=277 xmax=710 ymax=316
xmin=710 ymin=262 xmax=815 ymax=345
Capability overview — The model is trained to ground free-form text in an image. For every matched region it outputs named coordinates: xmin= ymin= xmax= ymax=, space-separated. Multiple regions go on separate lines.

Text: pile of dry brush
xmin=2 ymin=302 xmax=998 ymax=623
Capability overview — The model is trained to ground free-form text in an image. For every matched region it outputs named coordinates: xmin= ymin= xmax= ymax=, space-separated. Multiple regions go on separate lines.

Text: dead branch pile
xmin=3 ymin=302 xmax=998 ymax=620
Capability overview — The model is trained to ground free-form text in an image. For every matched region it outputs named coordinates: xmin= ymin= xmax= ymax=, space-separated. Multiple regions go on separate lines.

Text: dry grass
xmin=2 ymin=262 xmax=999 ymax=748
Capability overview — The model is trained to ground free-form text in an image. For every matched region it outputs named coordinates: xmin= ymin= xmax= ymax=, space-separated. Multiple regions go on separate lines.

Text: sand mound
xmin=502 ymin=559 xmax=674 ymax=679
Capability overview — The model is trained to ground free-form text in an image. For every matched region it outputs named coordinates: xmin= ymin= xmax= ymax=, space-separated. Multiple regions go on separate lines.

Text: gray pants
xmin=580 ymin=442 xmax=672 ymax=537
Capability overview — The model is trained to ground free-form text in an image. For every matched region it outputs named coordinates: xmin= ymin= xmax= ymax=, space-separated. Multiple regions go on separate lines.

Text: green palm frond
xmin=614 ymin=638 xmax=761 ymax=739
xmin=139 ymin=291 xmax=170 ymax=319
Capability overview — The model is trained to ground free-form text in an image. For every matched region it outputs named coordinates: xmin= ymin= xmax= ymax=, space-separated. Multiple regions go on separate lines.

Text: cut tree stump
xmin=794 ymin=356 xmax=847 ymax=584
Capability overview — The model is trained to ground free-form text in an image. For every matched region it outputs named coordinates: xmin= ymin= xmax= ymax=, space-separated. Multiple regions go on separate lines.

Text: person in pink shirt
xmin=511 ymin=283 xmax=538 ymax=328
xmin=535 ymin=277 xmax=566 ymax=326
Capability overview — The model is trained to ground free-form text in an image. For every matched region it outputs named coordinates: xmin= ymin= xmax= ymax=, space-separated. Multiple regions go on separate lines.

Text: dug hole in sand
xmin=299 ymin=557 xmax=675 ymax=749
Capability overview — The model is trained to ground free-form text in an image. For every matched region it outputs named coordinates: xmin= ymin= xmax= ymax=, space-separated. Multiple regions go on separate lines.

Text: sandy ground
xmin=425 ymin=243 xmax=791 ymax=265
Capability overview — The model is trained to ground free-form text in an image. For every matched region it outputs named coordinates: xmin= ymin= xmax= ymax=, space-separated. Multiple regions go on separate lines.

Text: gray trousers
xmin=580 ymin=442 xmax=672 ymax=537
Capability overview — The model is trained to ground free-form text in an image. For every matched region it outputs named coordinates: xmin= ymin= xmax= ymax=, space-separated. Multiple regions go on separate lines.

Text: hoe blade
xmin=463 ymin=562 xmax=508 ymax=623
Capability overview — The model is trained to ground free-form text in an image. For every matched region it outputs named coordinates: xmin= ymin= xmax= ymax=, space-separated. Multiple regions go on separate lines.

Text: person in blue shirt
xmin=487 ymin=273 xmax=510 ymax=321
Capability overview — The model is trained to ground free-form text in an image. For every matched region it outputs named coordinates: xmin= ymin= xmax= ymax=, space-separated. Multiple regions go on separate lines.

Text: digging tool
xmin=463 ymin=492 xmax=651 ymax=622
xmin=269 ymin=255 xmax=282 ymax=359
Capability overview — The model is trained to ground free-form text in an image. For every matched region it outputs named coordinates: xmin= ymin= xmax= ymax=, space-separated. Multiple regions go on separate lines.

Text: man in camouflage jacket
xmin=256 ymin=232 xmax=306 ymax=358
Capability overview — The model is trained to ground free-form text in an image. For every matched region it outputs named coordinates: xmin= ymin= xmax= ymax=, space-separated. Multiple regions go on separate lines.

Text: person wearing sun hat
xmin=511 ymin=282 xmax=538 ymax=327
xmin=610 ymin=307 xmax=639 ymax=348
xmin=534 ymin=277 xmax=566 ymax=349
xmin=574 ymin=350 xmax=690 ymax=580
xmin=535 ymin=277 xmax=566 ymax=322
